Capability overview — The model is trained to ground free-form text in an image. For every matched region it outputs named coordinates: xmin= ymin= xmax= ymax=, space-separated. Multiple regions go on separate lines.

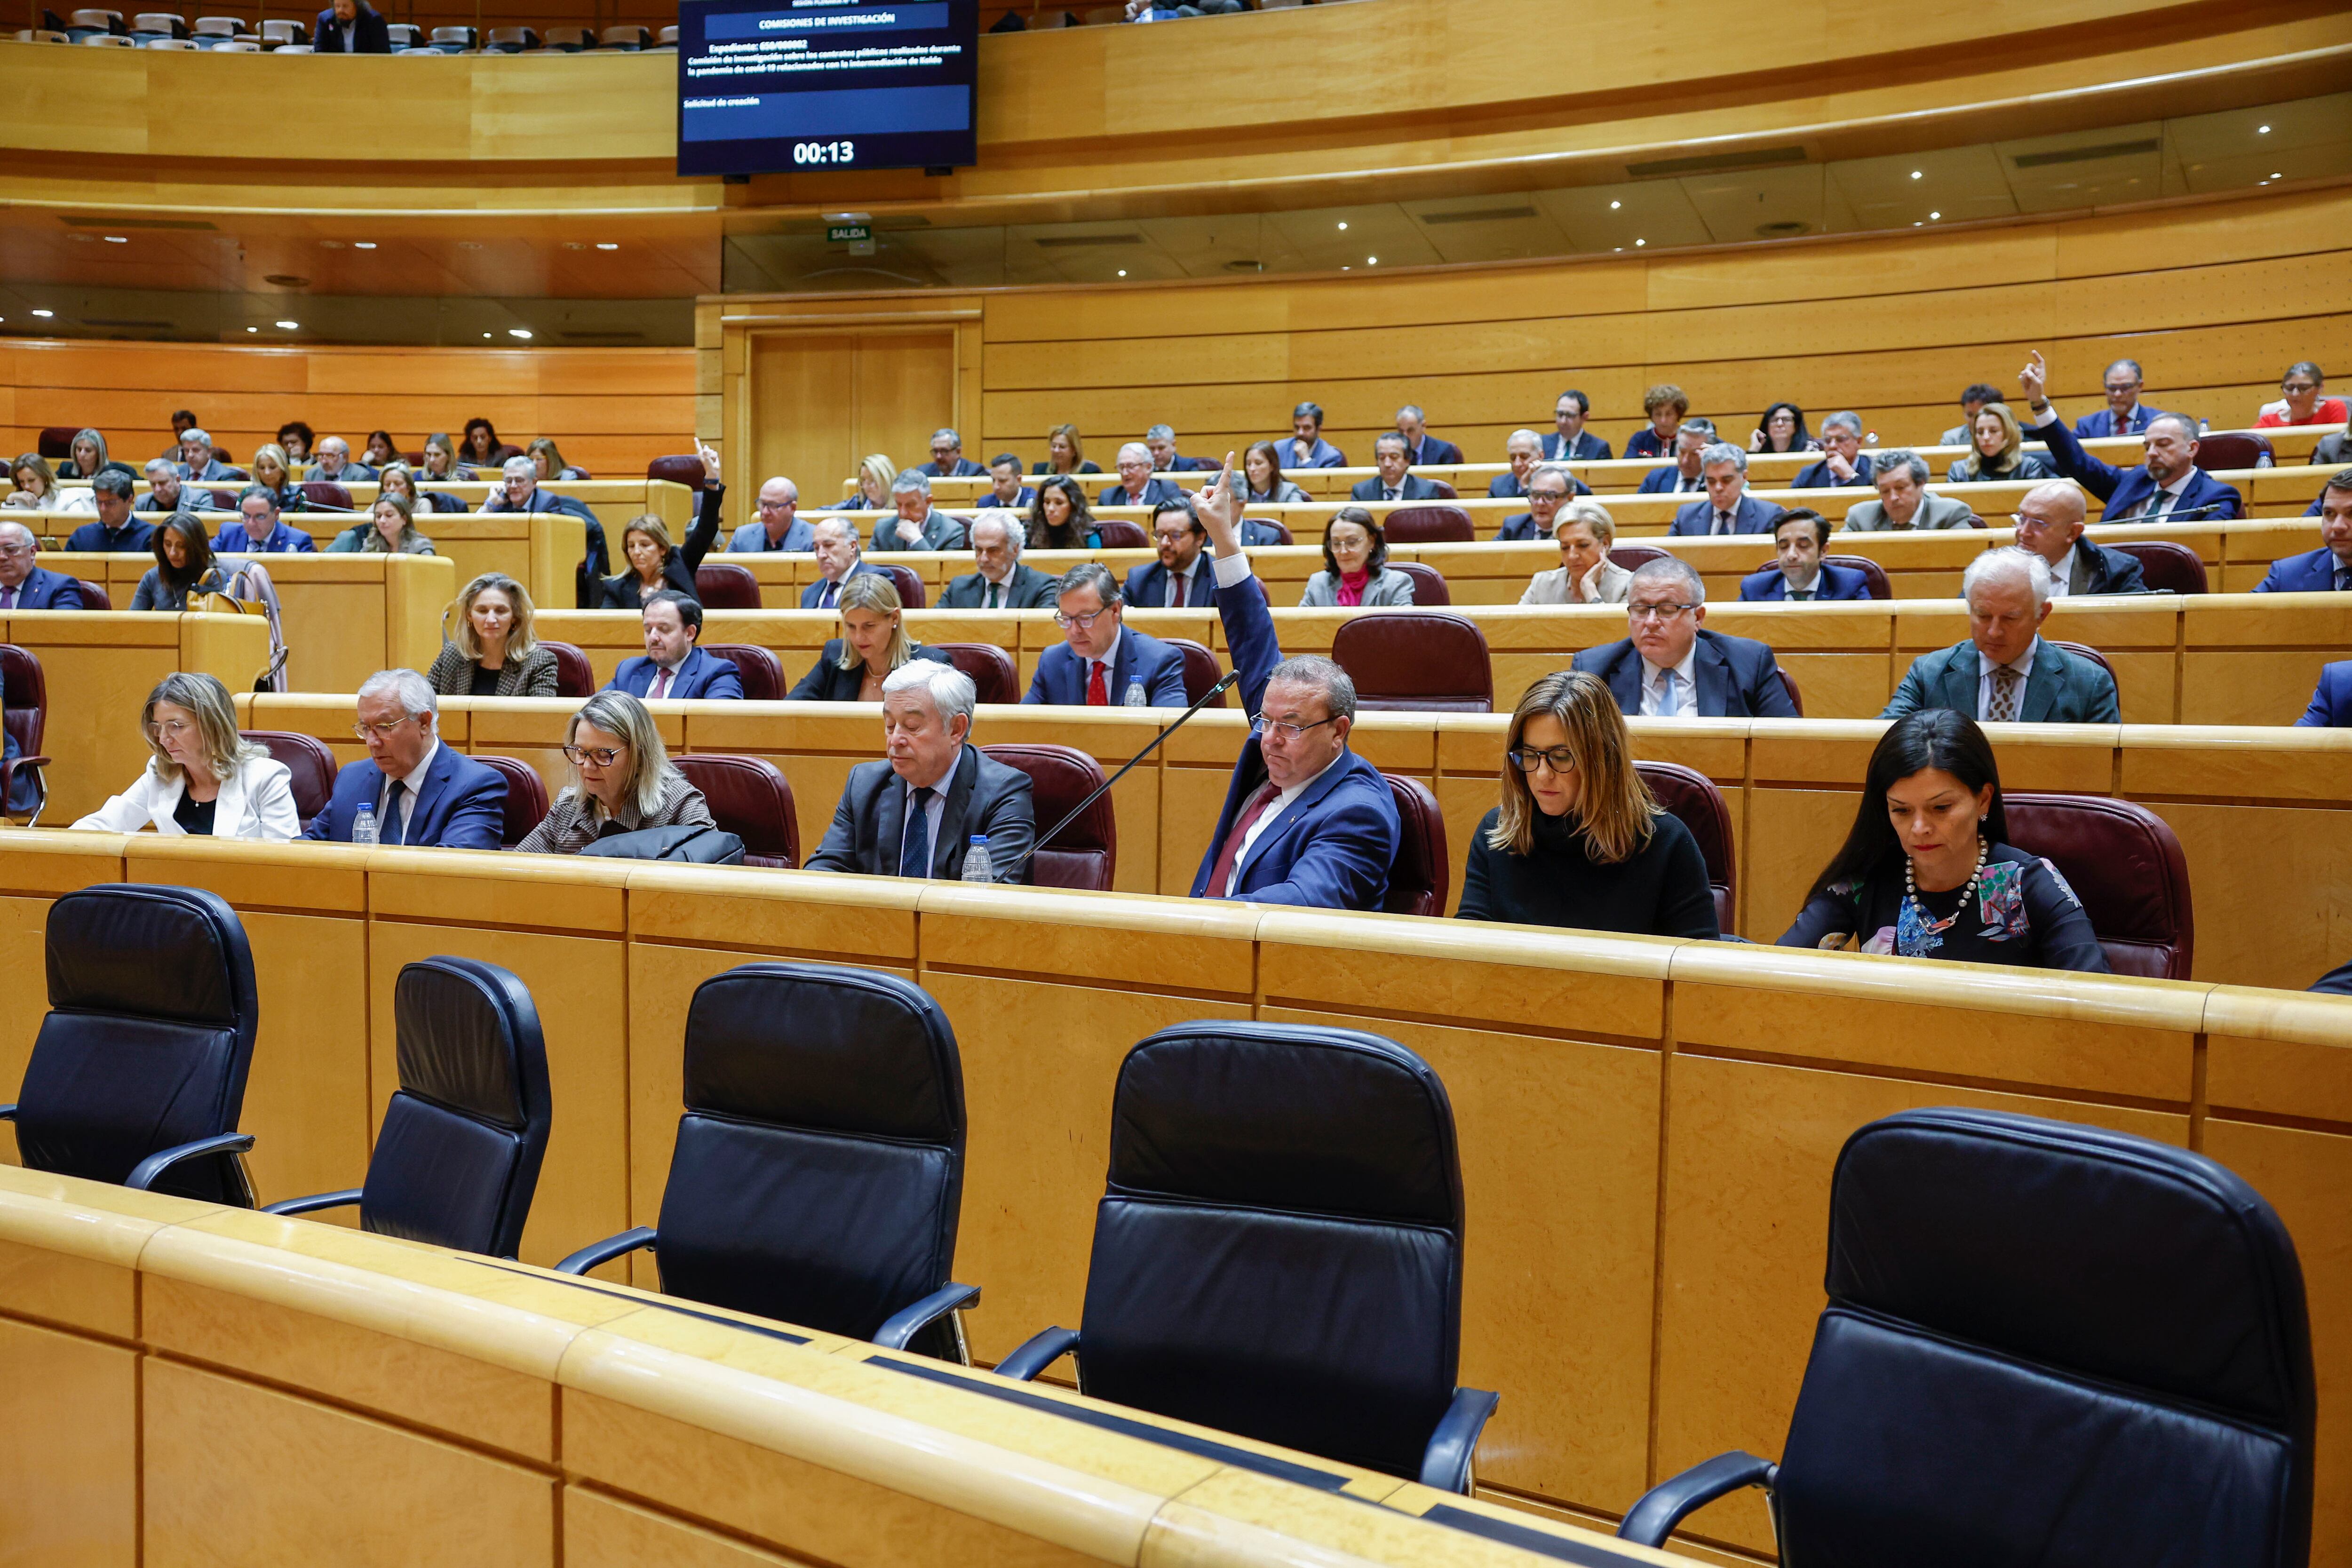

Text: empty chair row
xmin=24 ymin=11 xmax=675 ymax=48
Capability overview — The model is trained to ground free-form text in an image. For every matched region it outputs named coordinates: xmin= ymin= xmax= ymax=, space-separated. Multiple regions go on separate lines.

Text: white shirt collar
xmin=386 ymin=737 xmax=438 ymax=788
xmin=1978 ymin=637 xmax=2039 ymax=682
xmin=1088 ymin=627 xmax=1124 ymax=681
xmin=1272 ymin=745 xmax=1345 ymax=807
xmin=1641 ymin=642 xmax=1700 ymax=709
xmin=1782 ymin=563 xmax=1822 ymax=594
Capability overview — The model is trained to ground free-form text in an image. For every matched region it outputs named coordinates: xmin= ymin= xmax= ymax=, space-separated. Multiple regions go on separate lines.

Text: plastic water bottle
xmin=351 ymin=803 xmax=378 ymax=846
xmin=1124 ymin=681 xmax=1147 ymax=706
xmin=961 ymin=835 xmax=992 ymax=883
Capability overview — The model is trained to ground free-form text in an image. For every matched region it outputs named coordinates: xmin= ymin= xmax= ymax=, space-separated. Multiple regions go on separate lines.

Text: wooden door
xmin=748 ymin=330 xmax=955 ymax=504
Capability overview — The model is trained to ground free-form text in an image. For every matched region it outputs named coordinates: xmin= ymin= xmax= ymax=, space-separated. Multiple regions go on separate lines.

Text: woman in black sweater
xmin=1457 ymin=670 xmax=1718 ymax=938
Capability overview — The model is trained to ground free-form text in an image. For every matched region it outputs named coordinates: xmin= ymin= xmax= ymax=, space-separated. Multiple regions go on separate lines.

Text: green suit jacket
xmin=1881 ymin=637 xmax=2120 ymax=724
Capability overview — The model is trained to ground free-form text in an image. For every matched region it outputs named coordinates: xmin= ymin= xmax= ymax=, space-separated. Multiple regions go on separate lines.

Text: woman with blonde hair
xmin=1033 ymin=424 xmax=1099 ymax=476
xmin=1946 ymin=401 xmax=2052 ymax=483
xmin=516 ymin=690 xmax=714 ymax=854
xmin=246 ymin=443 xmax=309 ymax=512
xmin=420 ymin=433 xmax=475 ymax=482
xmin=855 ymin=454 xmax=898 ymax=511
xmin=429 ymin=571 xmax=559 ymax=697
xmin=1456 ymin=669 xmax=1716 ymax=936
xmin=787 ymin=572 xmax=953 ymax=701
xmin=62 ymin=428 xmax=132 ymax=482
xmin=1520 ymin=499 xmax=1632 ymax=605
xmin=528 ymin=436 xmax=588 ymax=482
xmin=5 ymin=454 xmax=94 ymax=514
xmin=71 ymin=672 xmax=297 ymax=840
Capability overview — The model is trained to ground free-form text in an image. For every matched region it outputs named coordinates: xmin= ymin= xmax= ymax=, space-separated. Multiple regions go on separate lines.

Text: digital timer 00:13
xmin=791 ymin=140 xmax=858 ymax=165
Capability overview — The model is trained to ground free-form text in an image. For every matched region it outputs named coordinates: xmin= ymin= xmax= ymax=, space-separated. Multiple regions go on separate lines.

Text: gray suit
xmin=938 ymin=563 xmax=1060 ymax=610
xmin=1298 ymin=568 xmax=1415 ymax=607
xmin=868 ymin=509 xmax=969 ymax=552
xmin=806 ymin=744 xmax=1035 ymax=882
xmin=1881 ymin=637 xmax=2120 ymax=724
xmin=1841 ymin=491 xmax=1979 ymax=532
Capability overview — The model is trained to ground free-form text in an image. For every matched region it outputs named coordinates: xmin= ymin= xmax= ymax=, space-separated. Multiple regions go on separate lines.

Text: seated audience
xmin=420 ymin=433 xmax=474 ymax=481
xmin=1190 ymin=466 xmax=1398 ymax=909
xmin=528 ymin=437 xmax=587 ymax=482
xmin=1027 ymin=474 xmax=1102 ymax=551
xmin=1544 ymin=389 xmax=1613 ymax=462
xmin=303 ymin=669 xmax=504 ymax=848
xmin=1947 ymin=401 xmax=2053 ymax=483
xmin=1740 ymin=509 xmax=1869 ymax=600
xmin=362 ymin=431 xmax=401 ymax=469
xmin=1283 ymin=402 xmax=1347 ymax=470
xmin=2010 ymin=480 xmax=2144 ymax=597
xmin=1124 ymin=496 xmax=1218 ymax=609
xmin=2254 ymin=468 xmax=2352 ymax=591
xmin=789 ymin=574 xmax=952 ymax=701
xmin=1242 ymin=439 xmax=1310 ymax=504
xmin=72 ymin=672 xmax=296 ymax=841
xmin=1496 ymin=462 xmax=1579 ymax=540
xmin=276 ymin=422 xmax=316 ymax=463
xmin=1573 ymin=557 xmax=1799 ymax=718
xmin=176 ymin=429 xmax=239 ymax=484
xmin=213 ymin=486 xmax=318 ymax=555
xmin=1669 ymin=445 xmax=1781 ymax=535
xmin=855 ymin=453 xmax=897 ymax=510
xmin=64 ymin=472 xmax=157 ymax=553
xmin=1519 ymin=499 xmax=1630 ymax=606
xmin=380 ymin=462 xmax=459 ymax=517
xmin=1035 ymin=424 xmax=1102 ymax=477
xmin=1394 ymin=405 xmax=1463 ymax=467
xmin=728 ymin=473 xmax=812 ymax=553
xmin=805 ymin=661 xmax=1034 ymax=880
xmin=1625 ymin=384 xmax=1688 ymax=461
xmin=1349 ymin=434 xmax=1445 ymax=502
xmin=943 ymin=510 xmax=1059 ymax=609
xmin=8 ymin=454 xmax=95 ymax=514
xmin=1840 ymin=450 xmax=1976 ymax=531
xmin=1793 ymin=412 xmax=1873 ymax=489
xmin=800 ymin=516 xmax=884 ymax=609
xmin=1881 ymin=548 xmax=2119 ymax=723
xmin=61 ymin=429 xmax=133 ymax=482
xmin=985 ymin=454 xmax=1036 ymax=509
xmin=2074 ymin=357 xmax=2171 ymax=438
xmin=1636 ymin=420 xmax=1717 ymax=494
xmin=313 ymin=0 xmax=391 ymax=51
xmin=1025 ymin=562 xmax=1187 ymax=707
xmin=137 ymin=459 xmax=189 ymax=514
xmin=1144 ymin=424 xmax=1214 ymax=473
xmin=920 ymin=428 xmax=985 ymax=478
xmin=0 ymin=521 xmax=85 ymax=609
xmin=1488 ymin=430 xmax=1541 ymax=501
xmin=310 ymin=436 xmax=375 ymax=486
xmin=2313 ymin=420 xmax=2351 ymax=468
xmin=2296 ymin=662 xmax=2352 ymax=727
xmin=427 ymin=572 xmax=560 ymax=697
xmin=604 ymin=591 xmax=745 ymax=701
xmin=873 ymin=470 xmax=970 ymax=552
xmin=2260 ymin=362 xmax=2346 ymax=429
xmin=484 ymin=454 xmax=608 ymax=602
xmin=599 ymin=453 xmax=723 ymax=608
xmin=2018 ymin=352 xmax=2241 ymax=522
xmin=1779 ymin=708 xmax=2109 ymax=971
xmin=1458 ymin=669 xmax=1718 ymax=938
xmin=516 ymin=690 xmax=715 ymax=854
xmin=130 ymin=516 xmax=229 ymax=610
xmin=459 ymin=418 xmax=507 ymax=470
xmin=157 ymin=410 xmax=198 ymax=462
xmin=1747 ymin=401 xmax=1820 ymax=454
xmin=1097 ymin=443 xmax=1182 ymax=509
xmin=246 ymin=444 xmax=309 ymax=511
xmin=1938 ymin=383 xmax=2002 ymax=446
xmin=326 ymin=494 xmax=435 ymax=555
xmin=1300 ymin=508 xmax=1414 ymax=607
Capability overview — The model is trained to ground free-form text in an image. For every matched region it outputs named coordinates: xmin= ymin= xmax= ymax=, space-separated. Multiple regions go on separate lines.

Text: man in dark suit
xmin=1739 ymin=509 xmax=1873 ymax=601
xmin=2020 ymin=351 xmax=2238 ymax=523
xmin=2010 ymin=481 xmax=2146 ymax=597
xmin=309 ymin=437 xmax=377 ymax=486
xmin=137 ymin=459 xmax=192 ymax=515
xmin=1488 ymin=431 xmax=1591 ymax=501
xmin=1792 ymin=412 xmax=1873 ymax=489
xmin=1669 ymin=444 xmax=1783 ymax=536
xmin=1573 ymin=557 xmax=1800 ymax=719
xmin=939 ymin=512 xmax=1059 ymax=610
xmin=2257 ymin=470 xmax=2352 ymax=591
xmin=1882 ymin=548 xmax=2120 ymax=723
xmin=801 ymin=516 xmax=887 ymax=609
xmin=1283 ymin=402 xmax=1347 ymax=470
xmin=1123 ymin=495 xmax=1219 ymax=609
xmin=1096 ymin=444 xmax=1182 ymax=509
xmin=805 ymin=661 xmax=1034 ymax=882
xmin=2297 ymin=661 xmax=2352 ymax=727
xmin=1144 ymin=424 xmax=1215 ymax=474
xmin=604 ymin=592 xmax=745 ymax=701
xmin=728 ymin=474 xmax=815 ymax=553
xmin=1636 ymin=421 xmax=1715 ymax=494
xmin=312 ymin=0 xmax=390 ymax=50
xmin=2073 ymin=358 xmax=2172 ymax=440
xmin=1394 ymin=405 xmax=1463 ymax=468
xmin=871 ymin=471 xmax=969 ymax=552
xmin=919 ymin=429 xmax=986 ymax=479
xmin=487 ymin=457 xmax=609 ymax=605
xmin=984 ymin=454 xmax=1036 ymax=510
xmin=1189 ymin=466 xmax=1399 ymax=909
xmin=63 ymin=472 xmax=159 ymax=554
xmin=175 ymin=428 xmax=238 ymax=485
xmin=0 ymin=522 xmax=84 ymax=609
xmin=1349 ymin=434 xmax=1445 ymax=503
xmin=1542 ymin=390 xmax=1613 ymax=462
xmin=1024 ymin=563 xmax=1188 ymax=707
xmin=304 ymin=670 xmax=505 ymax=848
xmin=1494 ymin=464 xmax=1575 ymax=541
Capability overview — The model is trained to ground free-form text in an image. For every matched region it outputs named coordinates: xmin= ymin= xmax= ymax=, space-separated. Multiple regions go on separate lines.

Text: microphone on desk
xmin=992 ymin=668 xmax=1243 ymax=884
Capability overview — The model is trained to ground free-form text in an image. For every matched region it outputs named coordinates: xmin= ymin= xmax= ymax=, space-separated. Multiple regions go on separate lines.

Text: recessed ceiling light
xmin=1341 ymin=265 xmax=1351 ymax=271
xmin=1609 ymin=200 xmax=1621 ymax=209
xmin=2272 ymin=172 xmax=2283 ymax=179
xmin=482 ymin=332 xmax=493 ymax=338
xmin=1910 ymin=170 xmax=1923 ymax=179
xmin=1366 ymin=256 xmax=1377 ymax=265
xmin=31 ymin=309 xmax=52 ymax=318
xmin=508 ymin=328 xmax=532 ymax=339
xmin=595 ymin=242 xmax=619 ymax=250
xmin=353 ymin=241 xmax=376 ymax=250
xmin=247 ymin=326 xmax=258 ymax=333
xmin=103 ymin=235 xmax=127 ymax=244
xmin=275 ymin=319 xmax=299 ymax=329
xmin=1116 ymin=270 xmax=1127 ymax=277
xmin=1336 ymin=222 xmax=1347 ymax=231
xmin=1929 ymin=211 xmax=1940 ymax=219
xmin=1634 ymin=239 xmax=1645 ymax=247
xmin=2257 ymin=124 xmax=2271 ymax=133
xmin=1613 ymin=247 xmax=1623 ymax=252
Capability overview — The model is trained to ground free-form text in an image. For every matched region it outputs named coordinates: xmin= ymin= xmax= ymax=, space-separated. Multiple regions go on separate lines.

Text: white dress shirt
xmin=2121 ymin=470 xmax=2196 ymax=523
xmin=1161 ymin=561 xmax=1199 ymax=606
xmin=976 ymin=564 xmax=1013 ymax=608
xmin=899 ymin=747 xmax=962 ymax=875
xmin=1079 ymin=626 xmax=1125 ymax=700
xmin=1225 ymin=748 xmax=1344 ymax=895
xmin=378 ymin=739 xmax=438 ymax=839
xmin=1975 ymin=638 xmax=2039 ymax=719
xmin=1639 ymin=645 xmax=1702 ymax=717
xmin=1781 ymin=565 xmax=1823 ymax=599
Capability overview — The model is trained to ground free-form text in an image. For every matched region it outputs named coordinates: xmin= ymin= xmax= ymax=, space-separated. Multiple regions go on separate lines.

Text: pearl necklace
xmin=1903 ymin=836 xmax=1989 ymax=934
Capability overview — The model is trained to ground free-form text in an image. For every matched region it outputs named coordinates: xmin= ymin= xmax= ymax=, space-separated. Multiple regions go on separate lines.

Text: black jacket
xmin=311 ymin=4 xmax=391 ymax=50
xmin=596 ymin=483 xmax=722 ymax=609
xmin=806 ymin=745 xmax=1035 ymax=882
xmin=787 ymin=642 xmax=950 ymax=702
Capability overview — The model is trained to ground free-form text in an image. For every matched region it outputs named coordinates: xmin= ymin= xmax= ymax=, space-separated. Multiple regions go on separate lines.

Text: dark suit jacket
xmin=1637 ymin=466 xmax=1701 ymax=495
xmin=2 ymin=566 xmax=85 ymax=610
xmin=62 ymin=518 xmax=158 ymax=554
xmin=1881 ymin=638 xmax=2120 ymax=724
xmin=1573 ymin=630 xmax=1801 ymax=719
xmin=1738 ymin=562 xmax=1873 ymax=601
xmin=938 ymin=563 xmax=1058 ymax=610
xmin=1495 ymin=513 xmax=1549 ymax=542
xmin=1348 ymin=475 xmax=1445 ymax=502
xmin=312 ymin=4 xmax=390 ymax=49
xmin=1403 ymin=435 xmax=1464 ymax=467
xmin=605 ymin=645 xmax=744 ymax=701
xmin=302 ymin=745 xmax=505 ymax=849
xmin=1024 ymin=626 xmax=1188 ymax=707
xmin=919 ymin=459 xmax=986 ymax=478
xmin=1792 ymin=458 xmax=1873 ymax=489
xmin=2255 ymin=547 xmax=2346 ymax=594
xmin=2031 ymin=415 xmax=2241 ymax=523
xmin=1161 ymin=454 xmax=1216 ymax=472
xmin=867 ymin=508 xmax=968 ymax=553
xmin=805 ymin=745 xmax=1034 ymax=882
xmin=799 ymin=562 xmax=888 ymax=609
xmin=1097 ymin=478 xmax=1182 ymax=509
xmin=1282 ymin=437 xmax=1348 ymax=470
xmin=1032 ymin=460 xmax=1101 ymax=475
xmin=1669 ymin=494 xmax=1783 ymax=536
xmin=787 ymin=642 xmax=950 ymax=702
xmin=2074 ymin=404 xmax=2172 ymax=439
xmin=2065 ymin=540 xmax=2146 ymax=596
xmin=1624 ymin=428 xmax=1673 ymax=461
xmin=1543 ymin=430 xmax=1613 ymax=462
xmin=596 ymin=486 xmax=719 ymax=609
xmin=1121 ymin=559 xmax=1217 ymax=609
xmin=2298 ymin=662 xmax=2352 ymax=727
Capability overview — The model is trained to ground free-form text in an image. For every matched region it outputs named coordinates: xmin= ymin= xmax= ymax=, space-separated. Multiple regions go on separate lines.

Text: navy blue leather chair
xmin=0 ymin=884 xmax=259 ymax=1205
xmin=557 ymin=965 xmax=978 ymax=1360
xmin=265 ymin=958 xmax=550 ymax=1259
xmin=1621 ymin=1107 xmax=2314 ymax=1564
xmin=995 ymin=1021 xmax=1498 ymax=1491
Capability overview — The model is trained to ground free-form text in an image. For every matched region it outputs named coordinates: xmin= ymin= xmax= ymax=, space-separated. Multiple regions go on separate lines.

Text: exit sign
xmin=826 ymin=223 xmax=872 ymax=244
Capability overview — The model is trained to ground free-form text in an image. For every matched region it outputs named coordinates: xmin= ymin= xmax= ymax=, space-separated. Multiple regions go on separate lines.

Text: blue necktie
xmin=381 ymin=780 xmax=407 ymax=846
xmin=898 ymin=788 xmax=932 ymax=878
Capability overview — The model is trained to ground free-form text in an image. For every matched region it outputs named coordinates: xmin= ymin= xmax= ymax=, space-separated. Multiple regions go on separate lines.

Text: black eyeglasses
xmin=1508 ymin=746 xmax=1577 ymax=773
xmin=561 ymin=744 xmax=625 ymax=766
xmin=1251 ymin=714 xmax=1339 ymax=742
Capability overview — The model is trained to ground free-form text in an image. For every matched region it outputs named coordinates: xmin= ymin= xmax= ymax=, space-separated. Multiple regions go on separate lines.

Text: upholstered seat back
xmin=3 ymin=645 xmax=47 ymax=759
xmin=1331 ymin=612 xmax=1493 ymax=712
xmin=2002 ymin=792 xmax=2193 ymax=979
xmin=1161 ymin=637 xmax=1225 ymax=706
xmin=542 ymin=641 xmax=595 ymax=698
xmin=935 ymin=642 xmax=1020 ymax=705
xmin=673 ymin=753 xmax=799 ymax=868
xmin=1382 ymin=774 xmax=1446 ymax=917
xmin=17 ymin=884 xmax=258 ymax=1203
xmin=1635 ymin=761 xmax=1734 ymax=930
xmin=701 ymin=642 xmax=782 ymax=700
xmin=981 ymin=743 xmax=1111 ymax=890
xmin=694 ymin=564 xmax=763 ymax=611
xmin=240 ymin=729 xmax=337 ymax=829
xmin=1382 ymin=506 xmax=1474 ymax=544
xmin=2113 ymin=539 xmax=2209 ymax=594
xmin=1079 ymin=1023 xmax=1464 ymax=1479
xmin=653 ymin=965 xmax=966 ymax=1354
xmin=474 ymin=754 xmax=549 ymax=847
xmin=1777 ymin=1108 xmax=2312 ymax=1567
xmin=360 ymin=958 xmax=551 ymax=1258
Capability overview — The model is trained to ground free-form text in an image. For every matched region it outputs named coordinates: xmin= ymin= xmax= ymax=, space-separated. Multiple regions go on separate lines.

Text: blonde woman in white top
xmin=1520 ymin=499 xmax=1633 ymax=605
xmin=72 ymin=672 xmax=298 ymax=841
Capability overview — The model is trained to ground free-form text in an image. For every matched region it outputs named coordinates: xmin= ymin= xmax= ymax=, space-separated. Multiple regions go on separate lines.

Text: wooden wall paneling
xmin=0 ymin=1315 xmax=139 ymax=1567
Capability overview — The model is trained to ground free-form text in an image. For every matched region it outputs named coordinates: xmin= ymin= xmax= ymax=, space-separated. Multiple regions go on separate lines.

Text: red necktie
xmin=652 ymin=667 xmax=672 ymax=700
xmin=1085 ymin=660 xmax=1107 ymax=706
xmin=1206 ymin=780 xmax=1281 ymax=898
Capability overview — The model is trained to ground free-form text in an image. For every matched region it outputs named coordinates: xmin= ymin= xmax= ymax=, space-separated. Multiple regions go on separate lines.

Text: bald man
xmin=2007 ymin=480 xmax=2145 ymax=598
xmin=729 ymin=474 xmax=814 ymax=552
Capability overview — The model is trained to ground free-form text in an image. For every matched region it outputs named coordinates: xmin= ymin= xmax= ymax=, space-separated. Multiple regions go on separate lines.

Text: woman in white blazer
xmin=72 ymin=672 xmax=298 ymax=841
xmin=1520 ymin=498 xmax=1634 ymax=606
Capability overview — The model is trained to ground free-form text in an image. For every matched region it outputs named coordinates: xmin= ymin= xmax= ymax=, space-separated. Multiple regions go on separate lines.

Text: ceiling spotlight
xmin=2272 ymin=172 xmax=2284 ymax=179
xmin=246 ymin=326 xmax=258 ymax=333
xmin=1116 ymin=270 xmax=1127 ymax=277
xmin=2257 ymin=124 xmax=2271 ymax=133
xmin=1929 ymin=210 xmax=1941 ymax=219
xmin=353 ymin=241 xmax=376 ymax=250
xmin=1609 ymin=200 xmax=1621 ymax=209
xmin=1336 ymin=222 xmax=1348 ymax=231
xmin=595 ymin=242 xmax=619 ymax=251
xmin=31 ymin=309 xmax=52 ymax=318
xmin=103 ymin=235 xmax=127 ymax=244
xmin=1366 ymin=256 xmax=1377 ymax=265
xmin=508 ymin=328 xmax=533 ymax=339
xmin=275 ymin=320 xmax=299 ymax=329
xmin=482 ymin=332 xmax=493 ymax=339
xmin=1910 ymin=170 xmax=1923 ymax=179
xmin=1634 ymin=239 xmax=1646 ymax=247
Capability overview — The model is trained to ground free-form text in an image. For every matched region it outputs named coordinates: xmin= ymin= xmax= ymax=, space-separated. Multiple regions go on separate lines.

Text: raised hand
xmin=2018 ymin=350 xmax=2049 ymax=405
xmin=697 ymin=440 xmax=721 ymax=484
xmin=1195 ymin=454 xmax=1241 ymax=553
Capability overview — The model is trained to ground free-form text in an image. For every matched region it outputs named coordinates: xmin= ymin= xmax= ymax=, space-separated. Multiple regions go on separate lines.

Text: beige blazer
xmin=72 ymin=755 xmax=299 ymax=841
xmin=1520 ymin=557 xmax=1633 ymax=605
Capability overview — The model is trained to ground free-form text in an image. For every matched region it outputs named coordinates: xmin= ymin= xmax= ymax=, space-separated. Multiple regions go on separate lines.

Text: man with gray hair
xmin=2018 ymin=350 xmax=2242 ymax=524
xmin=302 ymin=668 xmax=507 ymax=848
xmin=1669 ymin=443 xmax=1782 ymax=535
xmin=1098 ymin=442 xmax=1182 ymax=509
xmin=2009 ymin=480 xmax=2145 ymax=597
xmin=1189 ymin=458 xmax=1400 ymax=908
xmin=1840 ymin=449 xmax=1977 ymax=531
xmin=0 ymin=519 xmax=86 ymax=609
xmin=874 ymin=470 xmax=970 ymax=552
xmin=941 ymin=510 xmax=1058 ymax=609
xmin=175 ymin=428 xmax=237 ymax=485
xmin=138 ymin=457 xmax=193 ymax=515
xmin=921 ymin=429 xmax=985 ymax=479
xmin=1794 ymin=412 xmax=1872 ymax=489
xmin=806 ymin=660 xmax=1035 ymax=881
xmin=1143 ymin=423 xmax=1213 ymax=474
xmin=1636 ymin=420 xmax=1717 ymax=494
xmin=1881 ymin=547 xmax=2119 ymax=723
xmin=1488 ymin=430 xmax=1588 ymax=502
xmin=1572 ymin=556 xmax=1798 ymax=718
xmin=310 ymin=436 xmax=376 ymax=485
xmin=1394 ymin=404 xmax=1464 ymax=467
